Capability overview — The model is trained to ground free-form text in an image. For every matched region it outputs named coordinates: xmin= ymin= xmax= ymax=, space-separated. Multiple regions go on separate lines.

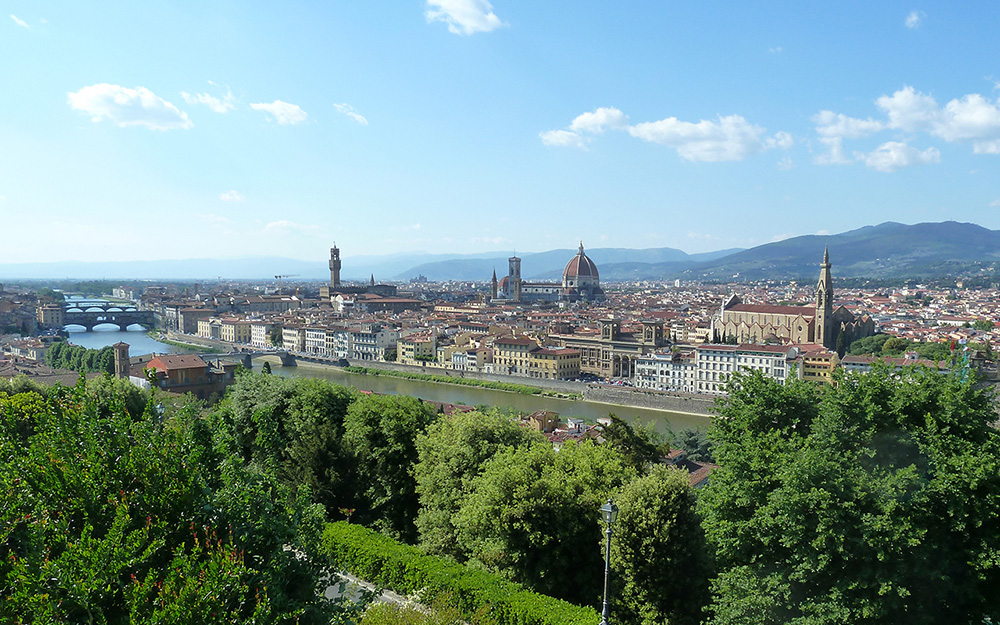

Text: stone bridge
xmin=200 ymin=350 xmax=297 ymax=368
xmin=64 ymin=302 xmax=155 ymax=331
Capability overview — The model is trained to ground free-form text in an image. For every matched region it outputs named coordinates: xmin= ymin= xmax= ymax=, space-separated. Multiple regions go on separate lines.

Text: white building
xmin=634 ymin=351 xmax=696 ymax=393
xmin=694 ymin=344 xmax=798 ymax=395
xmin=350 ymin=323 xmax=398 ymax=361
xmin=250 ymin=322 xmax=274 ymax=349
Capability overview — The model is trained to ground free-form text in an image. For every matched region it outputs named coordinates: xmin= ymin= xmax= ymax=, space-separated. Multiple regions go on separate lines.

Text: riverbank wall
xmin=332 ymin=359 xmax=715 ymax=417
xmin=582 ymin=385 xmax=715 ymax=417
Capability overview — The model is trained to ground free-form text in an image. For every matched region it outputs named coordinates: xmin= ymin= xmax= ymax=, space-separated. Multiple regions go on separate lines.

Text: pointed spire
xmin=492 ymin=268 xmax=497 ymax=281
xmin=370 ymin=274 xmax=375 ymax=286
xmin=823 ymin=245 xmax=830 ymax=265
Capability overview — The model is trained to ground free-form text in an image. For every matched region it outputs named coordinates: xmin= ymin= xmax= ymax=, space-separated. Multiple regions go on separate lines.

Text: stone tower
xmin=329 ymin=245 xmax=342 ymax=289
xmin=112 ymin=342 xmax=130 ymax=379
xmin=508 ymin=255 xmax=522 ymax=302
xmin=815 ymin=246 xmax=834 ymax=349
xmin=491 ymin=268 xmax=498 ymax=299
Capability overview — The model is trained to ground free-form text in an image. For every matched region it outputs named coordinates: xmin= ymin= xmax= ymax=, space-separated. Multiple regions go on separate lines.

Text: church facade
xmin=713 ymin=248 xmax=874 ymax=351
xmin=491 ymin=242 xmax=605 ymax=304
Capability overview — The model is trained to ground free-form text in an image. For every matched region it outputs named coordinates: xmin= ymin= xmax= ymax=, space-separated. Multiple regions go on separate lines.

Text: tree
xmin=973 ymin=318 xmax=995 ymax=331
xmin=342 ymin=394 xmax=439 ymax=542
xmin=610 ymin=466 xmax=711 ymax=625
xmin=699 ymin=368 xmax=1000 ymax=624
xmin=1 ymin=381 xmax=343 ymax=623
xmin=455 ymin=440 xmax=637 ymax=606
xmin=673 ymin=427 xmax=714 ymax=463
xmin=262 ymin=361 xmax=272 ymax=375
xmin=269 ymin=325 xmax=284 ymax=347
xmin=599 ymin=413 xmax=665 ymax=472
xmin=413 ymin=409 xmax=543 ymax=559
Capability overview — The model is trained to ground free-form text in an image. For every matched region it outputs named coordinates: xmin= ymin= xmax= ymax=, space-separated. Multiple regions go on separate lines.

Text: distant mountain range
xmin=2 ymin=221 xmax=998 ymax=282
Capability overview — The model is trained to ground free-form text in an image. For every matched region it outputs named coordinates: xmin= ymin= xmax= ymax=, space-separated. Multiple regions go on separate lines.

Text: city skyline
xmin=3 ymin=2 xmax=1000 ymax=264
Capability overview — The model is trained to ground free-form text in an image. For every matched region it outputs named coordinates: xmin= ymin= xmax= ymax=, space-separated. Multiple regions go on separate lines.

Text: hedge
xmin=321 ymin=522 xmax=600 ymax=625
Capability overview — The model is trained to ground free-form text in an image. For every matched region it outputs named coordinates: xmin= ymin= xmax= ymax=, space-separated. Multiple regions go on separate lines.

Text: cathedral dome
xmin=563 ymin=242 xmax=599 ymax=281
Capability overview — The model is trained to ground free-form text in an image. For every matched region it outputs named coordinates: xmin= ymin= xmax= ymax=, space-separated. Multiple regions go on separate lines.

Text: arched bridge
xmin=200 ymin=350 xmax=296 ymax=368
xmin=63 ymin=302 xmax=154 ymax=331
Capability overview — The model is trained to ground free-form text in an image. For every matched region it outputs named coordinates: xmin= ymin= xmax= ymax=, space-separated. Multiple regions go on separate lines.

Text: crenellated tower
xmin=329 ymin=245 xmax=342 ymax=289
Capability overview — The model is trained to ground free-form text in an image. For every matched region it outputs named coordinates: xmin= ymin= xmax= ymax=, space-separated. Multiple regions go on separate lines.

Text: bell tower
xmin=329 ymin=245 xmax=342 ymax=289
xmin=815 ymin=246 xmax=834 ymax=348
xmin=508 ymin=255 xmax=522 ymax=302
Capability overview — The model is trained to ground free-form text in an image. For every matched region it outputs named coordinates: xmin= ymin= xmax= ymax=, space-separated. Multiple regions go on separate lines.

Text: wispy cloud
xmin=68 ymin=84 xmax=193 ymax=131
xmin=181 ymin=86 xmax=235 ymax=113
xmin=854 ymin=141 xmax=940 ymax=172
xmin=768 ymin=46 xmax=782 ymax=54
xmin=264 ymin=220 xmax=320 ymax=234
xmin=333 ymin=103 xmax=368 ymax=125
xmin=905 ymin=10 xmax=924 ymax=29
xmin=542 ymin=106 xmax=791 ymax=162
xmin=251 ymin=100 xmax=308 ymax=125
xmin=990 ymin=199 xmax=1000 ymax=208
xmin=220 ymin=190 xmax=245 ymax=202
xmin=425 ymin=0 xmax=505 ymax=35
xmin=10 ymin=14 xmax=28 ymax=28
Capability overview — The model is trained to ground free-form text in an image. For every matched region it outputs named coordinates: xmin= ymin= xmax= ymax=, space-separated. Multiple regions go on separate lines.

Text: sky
xmin=3 ymin=1 xmax=1000 ymax=265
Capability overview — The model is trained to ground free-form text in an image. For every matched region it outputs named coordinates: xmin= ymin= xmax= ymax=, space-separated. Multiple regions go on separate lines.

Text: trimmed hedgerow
xmin=322 ymin=522 xmax=599 ymax=625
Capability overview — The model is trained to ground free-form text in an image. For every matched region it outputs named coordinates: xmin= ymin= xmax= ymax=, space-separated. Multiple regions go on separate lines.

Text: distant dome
xmin=498 ymin=275 xmax=510 ymax=290
xmin=563 ymin=242 xmax=599 ymax=281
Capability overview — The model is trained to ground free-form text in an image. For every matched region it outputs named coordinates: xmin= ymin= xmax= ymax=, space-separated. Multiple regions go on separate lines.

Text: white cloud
xmin=67 ymin=84 xmax=193 ymax=131
xmin=990 ymin=198 xmax=1000 ymax=207
xmin=181 ymin=87 xmax=235 ymax=113
xmin=425 ymin=0 xmax=504 ymax=35
xmin=905 ymin=10 xmax=924 ymax=29
xmin=569 ymin=107 xmax=629 ymax=134
xmin=333 ymin=103 xmax=369 ymax=125
xmin=768 ymin=46 xmax=782 ymax=54
xmin=199 ymin=214 xmax=233 ymax=225
xmin=777 ymin=157 xmax=793 ymax=170
xmin=813 ymin=110 xmax=884 ymax=138
xmin=10 ymin=14 xmax=28 ymax=28
xmin=264 ymin=220 xmax=320 ymax=234
xmin=251 ymin=100 xmax=308 ymax=125
xmin=854 ymin=141 xmax=940 ymax=172
xmin=876 ymin=86 xmax=1000 ymax=147
xmin=629 ymin=114 xmax=787 ymax=162
xmin=219 ymin=190 xmax=245 ymax=202
xmin=815 ymin=137 xmax=852 ymax=165
xmin=540 ymin=129 xmax=586 ymax=148
xmin=816 ymin=229 xmax=830 ymax=236
xmin=974 ymin=140 xmax=1000 ymax=154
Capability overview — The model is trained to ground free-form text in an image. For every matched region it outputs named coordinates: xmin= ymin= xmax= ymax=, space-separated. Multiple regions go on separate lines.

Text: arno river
xmin=63 ymin=299 xmax=710 ymax=433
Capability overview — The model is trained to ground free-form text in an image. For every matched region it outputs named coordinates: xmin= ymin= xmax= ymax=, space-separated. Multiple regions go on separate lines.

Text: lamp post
xmin=599 ymin=498 xmax=619 ymax=625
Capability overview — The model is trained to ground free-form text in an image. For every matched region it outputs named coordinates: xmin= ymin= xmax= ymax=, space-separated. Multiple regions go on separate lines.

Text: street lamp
xmin=599 ymin=498 xmax=619 ymax=625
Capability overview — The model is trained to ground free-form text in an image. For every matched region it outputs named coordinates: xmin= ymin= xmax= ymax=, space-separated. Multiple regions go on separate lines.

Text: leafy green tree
xmin=847 ymin=334 xmax=890 ymax=356
xmin=413 ymin=409 xmax=543 ymax=559
xmin=455 ymin=440 xmax=637 ymax=606
xmin=262 ymin=360 xmax=272 ymax=374
xmin=699 ymin=368 xmax=1000 ymax=625
xmin=610 ymin=466 xmax=711 ymax=625
xmin=1 ymin=381 xmax=344 ymax=623
xmin=342 ymin=394 xmax=439 ymax=542
xmin=880 ymin=336 xmax=910 ymax=354
xmin=973 ymin=318 xmax=995 ymax=331
xmin=673 ymin=427 xmax=714 ymax=463
xmin=599 ymin=414 xmax=666 ymax=471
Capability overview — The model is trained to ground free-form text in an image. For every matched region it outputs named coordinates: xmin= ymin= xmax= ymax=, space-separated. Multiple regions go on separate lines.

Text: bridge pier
xmin=279 ymin=352 xmax=297 ymax=367
xmin=241 ymin=354 xmax=254 ymax=369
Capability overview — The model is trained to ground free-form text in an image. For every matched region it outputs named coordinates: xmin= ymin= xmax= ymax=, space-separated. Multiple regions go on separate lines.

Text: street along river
xmin=259 ymin=360 xmax=712 ymax=433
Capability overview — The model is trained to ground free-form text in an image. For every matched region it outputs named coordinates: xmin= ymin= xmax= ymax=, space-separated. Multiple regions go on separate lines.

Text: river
xmin=62 ymin=297 xmax=711 ymax=432
xmin=260 ymin=360 xmax=712 ymax=433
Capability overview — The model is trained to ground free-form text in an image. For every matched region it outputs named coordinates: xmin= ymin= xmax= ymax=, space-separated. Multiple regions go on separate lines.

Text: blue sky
xmin=3 ymin=1 xmax=1000 ymax=264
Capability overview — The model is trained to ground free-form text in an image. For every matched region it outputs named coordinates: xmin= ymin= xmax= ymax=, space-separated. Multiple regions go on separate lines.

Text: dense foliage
xmin=414 ymin=408 xmax=544 ymax=559
xmin=44 ymin=342 xmax=115 ymax=375
xmin=700 ymin=367 xmax=1000 ymax=624
xmin=322 ymin=521 xmax=599 ymax=625
xmin=0 ymin=378 xmax=346 ymax=623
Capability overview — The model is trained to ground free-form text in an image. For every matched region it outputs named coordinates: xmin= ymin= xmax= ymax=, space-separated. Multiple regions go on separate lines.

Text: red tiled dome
xmin=563 ymin=242 xmax=599 ymax=281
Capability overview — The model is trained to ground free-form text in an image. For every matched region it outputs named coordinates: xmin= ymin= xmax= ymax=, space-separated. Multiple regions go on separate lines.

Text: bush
xmin=322 ymin=522 xmax=599 ymax=625
xmin=344 ymin=366 xmax=545 ymax=395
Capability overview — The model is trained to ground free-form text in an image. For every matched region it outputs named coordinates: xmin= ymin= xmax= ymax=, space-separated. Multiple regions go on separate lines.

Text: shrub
xmin=322 ymin=522 xmax=599 ymax=625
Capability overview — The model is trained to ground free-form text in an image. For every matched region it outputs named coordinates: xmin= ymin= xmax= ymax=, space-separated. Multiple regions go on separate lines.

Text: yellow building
xmin=398 ymin=334 xmax=437 ymax=366
xmin=219 ymin=319 xmax=252 ymax=344
xmin=36 ymin=305 xmax=65 ymax=329
xmin=527 ymin=347 xmax=581 ymax=380
xmin=799 ymin=349 xmax=840 ymax=385
xmin=492 ymin=336 xmax=537 ymax=376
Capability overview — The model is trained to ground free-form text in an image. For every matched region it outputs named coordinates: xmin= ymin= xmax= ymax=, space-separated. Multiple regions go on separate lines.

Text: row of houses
xmin=634 ymin=343 xmax=950 ymax=395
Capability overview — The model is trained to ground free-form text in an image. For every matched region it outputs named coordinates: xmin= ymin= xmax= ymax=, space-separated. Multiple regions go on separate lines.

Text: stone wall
xmin=582 ymin=385 xmax=716 ymax=417
xmin=341 ymin=359 xmax=584 ymax=394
